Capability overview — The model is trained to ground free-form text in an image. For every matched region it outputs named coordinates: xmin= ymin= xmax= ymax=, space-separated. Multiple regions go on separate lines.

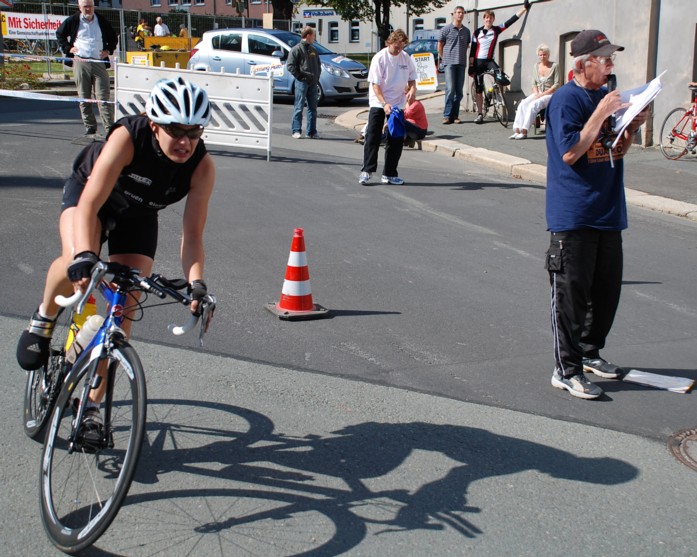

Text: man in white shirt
xmin=56 ymin=0 xmax=117 ymax=135
xmin=154 ymin=17 xmax=171 ymax=37
xmin=359 ymin=29 xmax=417 ymax=186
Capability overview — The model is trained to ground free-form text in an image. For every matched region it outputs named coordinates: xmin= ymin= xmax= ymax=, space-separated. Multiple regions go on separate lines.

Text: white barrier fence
xmin=115 ymin=63 xmax=274 ymax=160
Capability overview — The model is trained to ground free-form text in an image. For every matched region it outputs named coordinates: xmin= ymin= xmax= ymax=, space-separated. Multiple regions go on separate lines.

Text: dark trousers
xmin=547 ymin=229 xmax=623 ymax=376
xmin=405 ymin=121 xmax=427 ymax=140
xmin=362 ymin=107 xmax=404 ymax=177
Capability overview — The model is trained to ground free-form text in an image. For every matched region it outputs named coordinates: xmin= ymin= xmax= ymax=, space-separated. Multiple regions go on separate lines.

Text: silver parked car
xmin=188 ymin=28 xmax=369 ymax=103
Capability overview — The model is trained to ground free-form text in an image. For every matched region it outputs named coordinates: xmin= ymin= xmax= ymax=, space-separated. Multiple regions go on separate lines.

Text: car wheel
xmin=317 ymin=84 xmax=325 ymax=105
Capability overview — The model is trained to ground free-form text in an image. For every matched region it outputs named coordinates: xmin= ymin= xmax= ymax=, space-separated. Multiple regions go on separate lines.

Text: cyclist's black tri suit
xmin=470 ymin=13 xmax=519 ymax=93
xmin=62 ymin=115 xmax=207 ymax=258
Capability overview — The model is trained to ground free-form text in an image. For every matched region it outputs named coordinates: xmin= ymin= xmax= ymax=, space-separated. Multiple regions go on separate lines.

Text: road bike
xmin=24 ymin=261 xmax=215 ymax=554
xmin=471 ymin=69 xmax=509 ymax=127
xmin=659 ymin=84 xmax=697 ymax=160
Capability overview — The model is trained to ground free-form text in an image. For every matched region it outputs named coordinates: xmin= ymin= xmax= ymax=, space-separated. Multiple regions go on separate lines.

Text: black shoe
xmin=76 ymin=407 xmax=106 ymax=452
xmin=84 ymin=127 xmax=97 ymax=136
xmin=582 ymin=357 xmax=625 ymax=379
xmin=17 ymin=310 xmax=55 ymax=370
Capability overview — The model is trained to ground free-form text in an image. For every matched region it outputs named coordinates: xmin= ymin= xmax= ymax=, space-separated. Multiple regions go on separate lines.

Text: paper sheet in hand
xmin=622 ymin=368 xmax=694 ymax=393
xmin=611 ymin=70 xmax=666 ymax=149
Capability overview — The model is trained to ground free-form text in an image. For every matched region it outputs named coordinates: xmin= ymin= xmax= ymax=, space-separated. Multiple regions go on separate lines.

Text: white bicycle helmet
xmin=146 ymin=77 xmax=211 ymax=126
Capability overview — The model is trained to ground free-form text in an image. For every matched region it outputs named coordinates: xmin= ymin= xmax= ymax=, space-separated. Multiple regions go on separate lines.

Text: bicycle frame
xmin=65 ymin=280 xmax=130 ymax=453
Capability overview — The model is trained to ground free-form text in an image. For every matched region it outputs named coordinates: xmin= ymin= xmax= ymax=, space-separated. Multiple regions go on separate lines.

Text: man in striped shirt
xmin=438 ymin=6 xmax=471 ymax=125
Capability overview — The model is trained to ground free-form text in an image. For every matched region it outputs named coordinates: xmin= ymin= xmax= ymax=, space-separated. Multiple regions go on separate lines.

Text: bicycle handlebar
xmin=54 ymin=261 xmax=215 ymax=345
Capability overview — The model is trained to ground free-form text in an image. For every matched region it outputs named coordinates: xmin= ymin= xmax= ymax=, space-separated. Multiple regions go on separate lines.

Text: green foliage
xmin=320 ymin=0 xmax=448 ymax=46
xmin=0 ymin=61 xmax=46 ymax=90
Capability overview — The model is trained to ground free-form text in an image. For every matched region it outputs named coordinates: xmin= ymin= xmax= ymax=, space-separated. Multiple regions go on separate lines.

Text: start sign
xmin=410 ymin=52 xmax=438 ymax=92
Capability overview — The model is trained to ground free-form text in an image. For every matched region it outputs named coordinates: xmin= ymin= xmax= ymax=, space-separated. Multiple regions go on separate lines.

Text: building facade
xmin=292 ymin=0 xmax=695 ymax=146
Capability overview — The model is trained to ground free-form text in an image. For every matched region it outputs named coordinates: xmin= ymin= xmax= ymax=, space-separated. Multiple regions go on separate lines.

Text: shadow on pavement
xmin=91 ymin=398 xmax=639 ymax=555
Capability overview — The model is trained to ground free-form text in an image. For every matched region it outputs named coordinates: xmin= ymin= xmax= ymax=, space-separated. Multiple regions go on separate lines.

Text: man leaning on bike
xmin=469 ymin=0 xmax=530 ymax=123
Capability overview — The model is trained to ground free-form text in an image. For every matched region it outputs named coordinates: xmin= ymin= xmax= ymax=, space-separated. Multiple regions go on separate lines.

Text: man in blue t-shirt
xmin=545 ymin=30 xmax=648 ymax=400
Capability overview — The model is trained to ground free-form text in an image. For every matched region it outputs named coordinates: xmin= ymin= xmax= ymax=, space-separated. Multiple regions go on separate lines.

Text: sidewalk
xmin=336 ymin=91 xmax=697 ymax=221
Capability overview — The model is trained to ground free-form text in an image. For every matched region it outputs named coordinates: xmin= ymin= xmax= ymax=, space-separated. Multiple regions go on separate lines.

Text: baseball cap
xmin=570 ymin=30 xmax=624 ymax=57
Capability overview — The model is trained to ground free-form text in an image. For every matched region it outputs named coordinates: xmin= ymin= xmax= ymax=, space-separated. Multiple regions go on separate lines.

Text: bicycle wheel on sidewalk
xmin=39 ymin=344 xmax=147 ymax=554
xmin=493 ymin=87 xmax=508 ymax=127
xmin=659 ymin=107 xmax=691 ymax=160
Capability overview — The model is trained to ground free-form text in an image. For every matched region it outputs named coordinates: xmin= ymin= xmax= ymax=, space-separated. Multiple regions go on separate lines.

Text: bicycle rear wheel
xmin=23 ymin=308 xmax=71 ymax=440
xmin=493 ymin=87 xmax=508 ymax=127
xmin=40 ymin=343 xmax=146 ymax=554
xmin=659 ymin=107 xmax=691 ymax=160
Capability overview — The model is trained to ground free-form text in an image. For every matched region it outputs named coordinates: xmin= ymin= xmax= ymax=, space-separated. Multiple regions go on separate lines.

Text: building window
xmin=150 ymin=0 xmax=161 ymax=6
xmin=349 ymin=21 xmax=359 ymax=43
xmin=168 ymin=0 xmax=178 ymax=5
xmin=412 ymin=18 xmax=424 ymax=34
xmin=329 ymin=21 xmax=338 ymax=43
xmin=194 ymin=0 xmax=204 ymax=4
xmin=292 ymin=22 xmax=302 ymax=34
xmin=251 ymin=0 xmax=261 ymax=4
xmin=435 ymin=17 xmax=446 ymax=29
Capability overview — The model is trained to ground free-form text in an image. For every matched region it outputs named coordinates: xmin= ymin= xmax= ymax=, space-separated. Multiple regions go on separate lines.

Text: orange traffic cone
xmin=265 ymin=228 xmax=330 ymax=320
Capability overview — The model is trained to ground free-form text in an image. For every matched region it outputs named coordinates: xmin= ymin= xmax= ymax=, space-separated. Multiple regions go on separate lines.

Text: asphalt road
xmin=3 ymin=96 xmax=695 ymax=439
xmin=1 ymin=95 xmax=696 ymax=555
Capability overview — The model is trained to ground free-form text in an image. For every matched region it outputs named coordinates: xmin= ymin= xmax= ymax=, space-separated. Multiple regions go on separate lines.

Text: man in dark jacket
xmin=56 ymin=0 xmax=117 ymax=136
xmin=286 ymin=26 xmax=322 ymax=139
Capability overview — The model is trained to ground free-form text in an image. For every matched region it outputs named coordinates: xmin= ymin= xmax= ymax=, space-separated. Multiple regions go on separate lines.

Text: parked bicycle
xmin=471 ymin=69 xmax=509 ymax=127
xmin=24 ymin=260 xmax=215 ymax=554
xmin=659 ymin=84 xmax=697 ymax=160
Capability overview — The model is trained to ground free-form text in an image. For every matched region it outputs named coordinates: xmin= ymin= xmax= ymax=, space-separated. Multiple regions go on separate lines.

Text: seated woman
xmin=510 ymin=43 xmax=560 ymax=139
xmin=404 ymin=96 xmax=428 ymax=148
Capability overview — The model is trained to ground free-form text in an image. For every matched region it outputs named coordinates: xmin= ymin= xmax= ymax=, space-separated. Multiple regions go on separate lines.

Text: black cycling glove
xmin=67 ymin=251 xmax=99 ymax=282
xmin=188 ymin=279 xmax=208 ymax=315
xmin=524 ymin=0 xmax=531 ymax=10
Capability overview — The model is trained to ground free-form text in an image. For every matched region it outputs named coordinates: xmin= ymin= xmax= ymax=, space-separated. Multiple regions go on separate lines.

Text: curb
xmin=336 ymin=92 xmax=697 ymax=223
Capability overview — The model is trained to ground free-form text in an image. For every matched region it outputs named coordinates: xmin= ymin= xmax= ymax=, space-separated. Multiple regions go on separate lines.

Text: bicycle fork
xmin=68 ymin=348 xmax=115 ymax=454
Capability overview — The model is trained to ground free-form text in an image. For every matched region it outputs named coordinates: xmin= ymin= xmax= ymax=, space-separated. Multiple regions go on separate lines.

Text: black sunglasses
xmin=160 ymin=124 xmax=205 ymax=139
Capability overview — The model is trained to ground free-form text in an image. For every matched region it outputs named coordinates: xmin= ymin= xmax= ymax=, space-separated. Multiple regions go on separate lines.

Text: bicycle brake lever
xmin=198 ymin=294 xmax=216 ymax=347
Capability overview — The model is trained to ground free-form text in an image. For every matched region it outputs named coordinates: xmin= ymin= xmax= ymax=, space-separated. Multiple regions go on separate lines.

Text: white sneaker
xmin=292 ymin=132 xmax=302 ymax=139
xmin=358 ymin=172 xmax=372 ymax=185
xmin=509 ymin=133 xmax=518 ymax=139
xmin=514 ymin=133 xmax=527 ymax=140
xmin=381 ymin=175 xmax=405 ymax=185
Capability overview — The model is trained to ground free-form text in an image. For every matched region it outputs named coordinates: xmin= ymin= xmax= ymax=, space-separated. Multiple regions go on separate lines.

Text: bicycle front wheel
xmin=659 ymin=107 xmax=690 ymax=160
xmin=23 ymin=308 xmax=72 ymax=440
xmin=494 ymin=88 xmax=508 ymax=127
xmin=40 ymin=344 xmax=146 ymax=554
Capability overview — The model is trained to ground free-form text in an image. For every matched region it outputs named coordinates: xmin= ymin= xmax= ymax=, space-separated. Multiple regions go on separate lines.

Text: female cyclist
xmin=17 ymin=77 xmax=215 ymax=428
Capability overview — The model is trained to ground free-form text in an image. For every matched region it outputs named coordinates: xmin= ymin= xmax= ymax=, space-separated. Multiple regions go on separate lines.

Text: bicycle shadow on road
xmin=92 ymin=398 xmax=639 ymax=556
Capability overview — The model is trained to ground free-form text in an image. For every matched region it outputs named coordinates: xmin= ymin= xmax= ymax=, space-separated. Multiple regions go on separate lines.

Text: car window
xmin=248 ymin=34 xmax=282 ymax=57
xmin=213 ymin=33 xmax=242 ymax=52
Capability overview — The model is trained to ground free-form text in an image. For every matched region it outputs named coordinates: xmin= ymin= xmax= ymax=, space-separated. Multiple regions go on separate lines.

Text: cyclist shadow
xmin=124 ymin=400 xmax=638 ymax=554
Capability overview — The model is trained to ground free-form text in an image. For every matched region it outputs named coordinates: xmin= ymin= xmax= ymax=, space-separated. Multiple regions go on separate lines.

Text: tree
xmin=319 ymin=0 xmax=448 ymax=48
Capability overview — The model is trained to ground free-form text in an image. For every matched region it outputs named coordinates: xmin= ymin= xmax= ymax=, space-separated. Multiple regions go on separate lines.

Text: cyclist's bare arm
xmin=72 ymin=127 xmax=135 ymax=267
xmin=181 ymin=153 xmax=215 ymax=313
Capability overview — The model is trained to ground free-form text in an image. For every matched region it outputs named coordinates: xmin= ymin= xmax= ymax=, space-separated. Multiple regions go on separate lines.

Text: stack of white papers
xmin=623 ymin=368 xmax=694 ymax=393
xmin=611 ymin=70 xmax=666 ymax=149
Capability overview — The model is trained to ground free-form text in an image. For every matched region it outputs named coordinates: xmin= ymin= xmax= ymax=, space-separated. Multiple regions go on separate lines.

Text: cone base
xmin=264 ymin=301 xmax=331 ymax=321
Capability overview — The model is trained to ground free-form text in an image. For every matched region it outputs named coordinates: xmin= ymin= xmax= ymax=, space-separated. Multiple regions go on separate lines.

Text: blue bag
xmin=387 ymin=107 xmax=406 ymax=139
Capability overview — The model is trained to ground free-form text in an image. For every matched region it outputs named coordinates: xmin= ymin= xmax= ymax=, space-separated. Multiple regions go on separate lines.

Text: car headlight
xmin=321 ymin=62 xmax=350 ymax=79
